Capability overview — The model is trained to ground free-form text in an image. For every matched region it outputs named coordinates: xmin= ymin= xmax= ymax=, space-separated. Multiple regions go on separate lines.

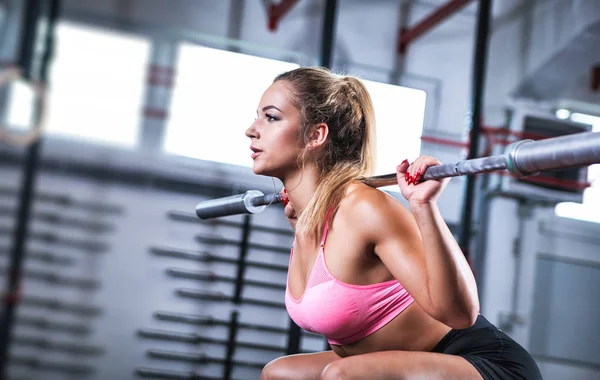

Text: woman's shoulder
xmin=337 ymin=180 xmax=414 ymax=232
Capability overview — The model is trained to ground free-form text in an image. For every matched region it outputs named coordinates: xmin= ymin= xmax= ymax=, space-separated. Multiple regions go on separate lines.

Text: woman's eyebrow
xmin=260 ymin=105 xmax=282 ymax=113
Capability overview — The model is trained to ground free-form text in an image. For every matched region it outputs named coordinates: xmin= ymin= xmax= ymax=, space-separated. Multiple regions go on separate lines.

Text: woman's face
xmin=245 ymin=81 xmax=305 ymax=179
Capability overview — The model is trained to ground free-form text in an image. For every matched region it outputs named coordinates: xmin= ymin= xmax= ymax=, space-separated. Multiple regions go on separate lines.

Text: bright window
xmin=163 ymin=43 xmax=427 ymax=182
xmin=363 ymin=79 xmax=426 ymax=176
xmin=162 ymin=43 xmax=300 ymax=166
xmin=6 ymin=21 xmax=150 ymax=148
xmin=554 ymin=112 xmax=600 ymax=223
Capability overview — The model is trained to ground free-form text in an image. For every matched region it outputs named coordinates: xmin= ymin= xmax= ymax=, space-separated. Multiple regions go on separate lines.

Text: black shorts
xmin=431 ymin=314 xmax=542 ymax=380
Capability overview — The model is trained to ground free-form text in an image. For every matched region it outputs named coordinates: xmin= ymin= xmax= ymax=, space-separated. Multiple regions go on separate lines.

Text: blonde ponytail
xmin=274 ymin=68 xmax=377 ymax=239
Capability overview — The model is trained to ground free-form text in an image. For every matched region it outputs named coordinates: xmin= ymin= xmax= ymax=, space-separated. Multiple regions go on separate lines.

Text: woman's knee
xmin=321 ymin=358 xmax=408 ymax=380
xmin=261 ymin=352 xmax=340 ymax=380
xmin=260 ymin=359 xmax=280 ymax=380
xmin=320 ymin=360 xmax=350 ymax=380
xmin=260 ymin=356 xmax=293 ymax=380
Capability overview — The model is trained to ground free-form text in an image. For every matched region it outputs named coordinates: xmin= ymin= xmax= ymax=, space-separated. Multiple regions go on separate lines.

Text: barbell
xmin=195 ymin=130 xmax=600 ymax=220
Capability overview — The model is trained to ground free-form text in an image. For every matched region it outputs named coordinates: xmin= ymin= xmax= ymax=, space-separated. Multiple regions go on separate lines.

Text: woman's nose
xmin=245 ymin=121 xmax=259 ymax=139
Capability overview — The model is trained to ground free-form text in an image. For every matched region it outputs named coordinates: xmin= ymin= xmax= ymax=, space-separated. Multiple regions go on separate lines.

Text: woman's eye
xmin=265 ymin=113 xmax=279 ymax=122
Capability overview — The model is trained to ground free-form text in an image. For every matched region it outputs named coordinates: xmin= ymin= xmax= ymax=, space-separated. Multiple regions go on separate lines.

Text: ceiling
xmin=512 ymin=17 xmax=600 ymax=113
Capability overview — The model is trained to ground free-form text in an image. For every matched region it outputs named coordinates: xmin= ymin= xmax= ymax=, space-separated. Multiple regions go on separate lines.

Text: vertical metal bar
xmin=233 ymin=215 xmax=251 ymax=304
xmin=591 ymin=64 xmax=600 ymax=91
xmin=319 ymin=0 xmax=338 ymax=68
xmin=140 ymin=41 xmax=177 ymax=154
xmin=39 ymin=0 xmax=60 ymax=84
xmin=223 ymin=311 xmax=239 ymax=380
xmin=285 ymin=318 xmax=302 ymax=355
xmin=458 ymin=0 xmax=492 ymax=261
xmin=0 ymin=0 xmax=59 ymax=377
xmin=391 ymin=0 xmax=413 ymax=85
xmin=227 ymin=0 xmax=245 ymax=53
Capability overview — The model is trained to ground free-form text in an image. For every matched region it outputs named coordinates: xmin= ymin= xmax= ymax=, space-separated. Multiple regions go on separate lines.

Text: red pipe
xmin=268 ymin=0 xmax=300 ymax=32
xmin=420 ymin=135 xmax=469 ymax=148
xmin=480 ymin=126 xmax=553 ymax=142
xmin=398 ymin=0 xmax=474 ymax=54
xmin=497 ymin=171 xmax=590 ymax=191
xmin=144 ymin=107 xmax=168 ymax=120
xmin=148 ymin=64 xmax=175 ymax=88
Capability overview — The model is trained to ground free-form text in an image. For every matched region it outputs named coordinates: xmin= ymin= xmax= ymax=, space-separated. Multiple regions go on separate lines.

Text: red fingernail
xmin=401 ymin=159 xmax=409 ymax=165
xmin=281 ymin=190 xmax=289 ymax=206
xmin=415 ymin=170 xmax=422 ymax=182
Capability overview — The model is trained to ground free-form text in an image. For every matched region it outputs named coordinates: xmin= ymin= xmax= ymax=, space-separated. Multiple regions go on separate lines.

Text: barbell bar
xmin=196 ymin=131 xmax=600 ymax=220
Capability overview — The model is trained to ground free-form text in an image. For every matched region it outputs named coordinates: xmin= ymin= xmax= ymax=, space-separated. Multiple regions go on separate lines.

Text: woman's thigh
xmin=261 ymin=351 xmax=341 ymax=380
xmin=320 ymin=350 xmax=482 ymax=380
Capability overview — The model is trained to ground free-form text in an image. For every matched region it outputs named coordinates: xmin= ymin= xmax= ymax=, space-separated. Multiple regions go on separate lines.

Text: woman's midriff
xmin=330 ymin=302 xmax=452 ymax=358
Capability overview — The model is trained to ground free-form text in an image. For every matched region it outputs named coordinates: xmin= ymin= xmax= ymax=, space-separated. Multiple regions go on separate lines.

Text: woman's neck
xmin=281 ymin=165 xmax=320 ymax=214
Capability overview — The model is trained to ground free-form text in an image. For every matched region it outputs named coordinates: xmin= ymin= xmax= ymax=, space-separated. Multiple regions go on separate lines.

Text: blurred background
xmin=0 ymin=0 xmax=599 ymax=379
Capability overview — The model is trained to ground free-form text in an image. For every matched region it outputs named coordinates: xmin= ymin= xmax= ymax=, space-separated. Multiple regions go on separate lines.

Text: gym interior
xmin=0 ymin=0 xmax=599 ymax=379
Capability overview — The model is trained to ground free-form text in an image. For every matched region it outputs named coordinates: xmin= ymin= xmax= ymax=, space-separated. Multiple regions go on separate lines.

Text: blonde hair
xmin=274 ymin=67 xmax=377 ymax=238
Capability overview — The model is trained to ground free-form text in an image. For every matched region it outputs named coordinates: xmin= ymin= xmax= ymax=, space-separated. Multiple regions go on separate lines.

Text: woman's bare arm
xmin=347 ymin=187 xmax=479 ymax=329
xmin=407 ymin=199 xmax=479 ymax=327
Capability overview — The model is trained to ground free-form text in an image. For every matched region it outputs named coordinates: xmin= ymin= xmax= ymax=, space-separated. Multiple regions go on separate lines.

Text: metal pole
xmin=458 ymin=0 xmax=492 ymax=261
xmin=319 ymin=0 xmax=338 ymax=68
xmin=233 ymin=215 xmax=251 ymax=303
xmin=223 ymin=311 xmax=239 ymax=380
xmin=0 ymin=0 xmax=50 ymax=376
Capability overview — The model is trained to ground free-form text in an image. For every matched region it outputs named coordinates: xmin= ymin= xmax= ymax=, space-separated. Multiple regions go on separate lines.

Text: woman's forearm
xmin=410 ymin=200 xmax=480 ymax=328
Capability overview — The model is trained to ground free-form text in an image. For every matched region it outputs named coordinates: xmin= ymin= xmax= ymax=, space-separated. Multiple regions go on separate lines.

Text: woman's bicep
xmin=354 ymin=195 xmax=435 ymax=314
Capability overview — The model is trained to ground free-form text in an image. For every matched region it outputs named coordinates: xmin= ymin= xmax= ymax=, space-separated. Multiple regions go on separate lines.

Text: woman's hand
xmin=280 ymin=189 xmax=298 ymax=230
xmin=396 ymin=156 xmax=450 ymax=205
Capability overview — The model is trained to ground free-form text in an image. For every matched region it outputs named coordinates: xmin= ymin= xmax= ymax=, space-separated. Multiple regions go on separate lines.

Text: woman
xmin=245 ymin=67 xmax=542 ymax=380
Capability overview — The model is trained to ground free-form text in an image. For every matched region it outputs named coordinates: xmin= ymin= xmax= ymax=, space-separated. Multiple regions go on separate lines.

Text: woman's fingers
xmin=397 ymin=159 xmax=409 ymax=174
xmin=284 ymin=203 xmax=296 ymax=220
xmin=399 ymin=156 xmax=442 ymax=185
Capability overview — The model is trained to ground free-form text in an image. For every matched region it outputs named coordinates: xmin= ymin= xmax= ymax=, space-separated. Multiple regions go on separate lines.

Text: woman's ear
xmin=307 ymin=123 xmax=328 ymax=150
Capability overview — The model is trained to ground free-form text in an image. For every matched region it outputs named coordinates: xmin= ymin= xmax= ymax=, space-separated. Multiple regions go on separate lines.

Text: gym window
xmin=162 ymin=43 xmax=427 ymax=180
xmin=5 ymin=21 xmax=150 ymax=148
xmin=554 ymin=112 xmax=600 ymax=223
xmin=162 ymin=43 xmax=300 ymax=167
xmin=363 ymin=79 xmax=426 ymax=177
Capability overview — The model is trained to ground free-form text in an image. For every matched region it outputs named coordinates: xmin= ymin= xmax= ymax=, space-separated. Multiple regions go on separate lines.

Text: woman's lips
xmin=250 ymin=146 xmax=263 ymax=159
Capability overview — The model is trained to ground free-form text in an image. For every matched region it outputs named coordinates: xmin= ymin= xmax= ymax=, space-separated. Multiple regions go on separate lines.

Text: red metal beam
xmin=148 ymin=64 xmax=175 ymax=88
xmin=420 ymin=135 xmax=469 ymax=148
xmin=480 ymin=125 xmax=553 ymax=141
xmin=268 ymin=0 xmax=300 ymax=32
xmin=398 ymin=0 xmax=474 ymax=54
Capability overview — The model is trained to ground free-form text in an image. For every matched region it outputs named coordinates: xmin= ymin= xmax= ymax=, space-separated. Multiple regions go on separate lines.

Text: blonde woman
xmin=245 ymin=67 xmax=541 ymax=380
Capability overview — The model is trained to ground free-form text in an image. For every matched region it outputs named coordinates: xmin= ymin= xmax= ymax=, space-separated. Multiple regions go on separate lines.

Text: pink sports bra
xmin=285 ymin=211 xmax=415 ymax=346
